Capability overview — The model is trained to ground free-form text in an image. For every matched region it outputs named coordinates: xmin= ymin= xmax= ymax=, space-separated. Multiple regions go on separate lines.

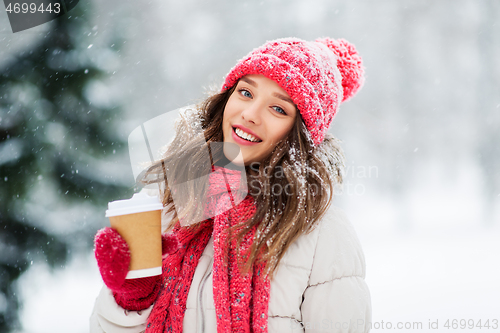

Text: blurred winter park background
xmin=0 ymin=0 xmax=499 ymax=331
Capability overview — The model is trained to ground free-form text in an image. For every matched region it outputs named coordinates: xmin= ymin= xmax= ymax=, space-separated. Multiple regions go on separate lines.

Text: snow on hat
xmin=222 ymin=37 xmax=364 ymax=145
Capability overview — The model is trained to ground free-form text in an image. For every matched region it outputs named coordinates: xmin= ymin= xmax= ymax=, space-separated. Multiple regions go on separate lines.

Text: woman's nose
xmin=241 ymin=102 xmax=262 ymax=125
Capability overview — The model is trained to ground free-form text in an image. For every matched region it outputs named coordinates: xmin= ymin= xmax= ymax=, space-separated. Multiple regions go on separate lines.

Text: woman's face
xmin=222 ymin=74 xmax=297 ymax=166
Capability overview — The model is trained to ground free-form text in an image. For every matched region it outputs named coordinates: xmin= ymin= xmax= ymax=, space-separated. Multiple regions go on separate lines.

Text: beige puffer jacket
xmin=90 ymin=205 xmax=371 ymax=332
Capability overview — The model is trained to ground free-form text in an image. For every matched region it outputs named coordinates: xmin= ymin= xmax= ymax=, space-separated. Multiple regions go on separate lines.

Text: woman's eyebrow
xmin=273 ymin=93 xmax=295 ymax=106
xmin=241 ymin=77 xmax=257 ymax=87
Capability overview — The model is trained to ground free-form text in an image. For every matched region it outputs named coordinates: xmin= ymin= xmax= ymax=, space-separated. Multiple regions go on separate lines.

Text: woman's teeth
xmin=235 ymin=127 xmax=261 ymax=142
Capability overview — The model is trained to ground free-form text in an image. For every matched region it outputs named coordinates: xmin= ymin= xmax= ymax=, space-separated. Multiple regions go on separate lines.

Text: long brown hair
xmin=140 ymin=82 xmax=345 ymax=277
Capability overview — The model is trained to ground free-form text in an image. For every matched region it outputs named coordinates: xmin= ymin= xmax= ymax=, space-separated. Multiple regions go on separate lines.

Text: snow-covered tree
xmin=0 ymin=4 xmax=132 ymax=330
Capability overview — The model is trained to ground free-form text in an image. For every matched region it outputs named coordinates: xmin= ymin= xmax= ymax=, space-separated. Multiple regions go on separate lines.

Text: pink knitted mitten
xmin=94 ymin=227 xmax=179 ymax=310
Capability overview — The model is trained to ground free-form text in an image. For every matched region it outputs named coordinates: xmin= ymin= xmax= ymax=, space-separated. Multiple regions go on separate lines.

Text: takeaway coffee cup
xmin=105 ymin=192 xmax=163 ymax=278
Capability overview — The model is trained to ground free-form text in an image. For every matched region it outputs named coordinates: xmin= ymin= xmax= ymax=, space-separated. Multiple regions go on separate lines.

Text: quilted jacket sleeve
xmin=300 ymin=207 xmax=372 ymax=333
xmin=89 ymin=285 xmax=151 ymax=332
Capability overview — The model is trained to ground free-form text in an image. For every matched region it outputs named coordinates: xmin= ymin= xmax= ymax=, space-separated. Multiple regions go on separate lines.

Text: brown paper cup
xmin=109 ymin=210 xmax=162 ymax=271
xmin=105 ymin=192 xmax=164 ymax=275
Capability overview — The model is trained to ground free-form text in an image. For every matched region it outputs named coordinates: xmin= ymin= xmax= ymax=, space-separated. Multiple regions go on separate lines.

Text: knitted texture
xmin=161 ymin=232 xmax=180 ymax=255
xmin=113 ymin=276 xmax=162 ymax=311
xmin=94 ymin=227 xmax=130 ymax=291
xmin=94 ymin=227 xmax=180 ymax=311
xmin=222 ymin=37 xmax=364 ymax=145
xmin=146 ymin=166 xmax=270 ymax=332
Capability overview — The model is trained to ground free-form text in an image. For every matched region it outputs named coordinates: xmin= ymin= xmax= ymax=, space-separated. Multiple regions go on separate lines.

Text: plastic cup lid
xmin=105 ymin=192 xmax=163 ymax=217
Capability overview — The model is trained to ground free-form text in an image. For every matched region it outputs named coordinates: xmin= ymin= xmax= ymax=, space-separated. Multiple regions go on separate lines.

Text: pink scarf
xmin=146 ymin=166 xmax=270 ymax=332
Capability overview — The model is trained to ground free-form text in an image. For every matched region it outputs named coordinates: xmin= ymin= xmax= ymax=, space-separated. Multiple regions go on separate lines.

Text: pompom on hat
xmin=222 ymin=37 xmax=365 ymax=145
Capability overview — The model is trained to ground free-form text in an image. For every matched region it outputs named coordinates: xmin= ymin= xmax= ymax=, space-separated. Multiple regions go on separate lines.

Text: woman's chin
xmin=222 ymin=145 xmax=246 ymax=166
xmin=226 ymin=154 xmax=246 ymax=166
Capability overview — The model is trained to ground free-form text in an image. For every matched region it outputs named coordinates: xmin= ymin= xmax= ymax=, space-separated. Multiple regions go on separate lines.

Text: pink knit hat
xmin=222 ymin=37 xmax=364 ymax=145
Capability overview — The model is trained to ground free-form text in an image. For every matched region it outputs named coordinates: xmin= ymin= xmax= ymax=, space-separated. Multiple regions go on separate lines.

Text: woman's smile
xmin=232 ymin=125 xmax=262 ymax=145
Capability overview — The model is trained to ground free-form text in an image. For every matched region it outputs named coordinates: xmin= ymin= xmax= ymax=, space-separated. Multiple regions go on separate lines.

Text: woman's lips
xmin=233 ymin=124 xmax=262 ymax=141
xmin=231 ymin=127 xmax=261 ymax=146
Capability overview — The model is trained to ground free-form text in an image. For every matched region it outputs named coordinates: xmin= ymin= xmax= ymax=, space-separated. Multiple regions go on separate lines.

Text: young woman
xmin=90 ymin=37 xmax=371 ymax=332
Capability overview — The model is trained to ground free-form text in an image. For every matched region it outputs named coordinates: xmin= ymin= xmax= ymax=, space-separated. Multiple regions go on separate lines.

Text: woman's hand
xmin=94 ymin=227 xmax=179 ymax=310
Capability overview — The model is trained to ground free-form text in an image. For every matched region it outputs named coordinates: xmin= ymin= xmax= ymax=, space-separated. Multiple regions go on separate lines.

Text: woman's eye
xmin=239 ymin=89 xmax=252 ymax=98
xmin=272 ymin=106 xmax=287 ymax=115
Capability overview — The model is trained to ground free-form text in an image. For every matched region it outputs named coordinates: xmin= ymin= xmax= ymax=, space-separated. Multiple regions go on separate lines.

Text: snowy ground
xmin=362 ymin=227 xmax=500 ymax=332
xmin=17 ymin=252 xmax=103 ymax=333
